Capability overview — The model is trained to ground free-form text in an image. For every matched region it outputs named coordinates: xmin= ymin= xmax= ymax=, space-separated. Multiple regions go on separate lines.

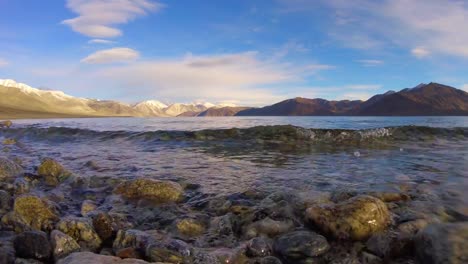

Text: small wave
xmin=0 ymin=125 xmax=466 ymax=144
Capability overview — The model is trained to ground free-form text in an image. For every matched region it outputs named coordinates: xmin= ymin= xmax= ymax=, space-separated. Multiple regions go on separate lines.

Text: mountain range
xmin=1 ymin=79 xmax=467 ymax=119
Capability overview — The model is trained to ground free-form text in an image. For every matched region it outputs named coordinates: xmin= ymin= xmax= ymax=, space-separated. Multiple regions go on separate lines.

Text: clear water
xmin=2 ymin=116 xmax=467 ymax=219
xmin=11 ymin=116 xmax=468 ymax=131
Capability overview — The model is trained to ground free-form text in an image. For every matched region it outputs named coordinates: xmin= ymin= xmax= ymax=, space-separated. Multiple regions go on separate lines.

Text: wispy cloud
xmin=463 ymin=84 xmax=468 ymax=92
xmin=411 ymin=47 xmax=430 ymax=59
xmin=88 ymin=39 xmax=116 ymax=45
xmin=81 ymin=47 xmax=140 ymax=64
xmin=62 ymin=0 xmax=163 ymax=38
xmin=93 ymin=51 xmax=334 ymax=105
xmin=0 ymin=58 xmax=8 ymax=67
xmin=281 ymin=0 xmax=468 ymax=58
xmin=356 ymin=59 xmax=384 ymax=67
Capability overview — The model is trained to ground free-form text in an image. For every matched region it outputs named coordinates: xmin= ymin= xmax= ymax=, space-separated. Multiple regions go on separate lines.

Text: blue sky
xmin=1 ymin=0 xmax=467 ymax=106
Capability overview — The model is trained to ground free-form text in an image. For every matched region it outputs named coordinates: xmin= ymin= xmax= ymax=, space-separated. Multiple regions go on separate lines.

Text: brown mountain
xmin=236 ymin=98 xmax=362 ymax=116
xmin=197 ymin=107 xmax=252 ymax=117
xmin=357 ymin=83 xmax=468 ymax=116
xmin=236 ymin=83 xmax=468 ymax=116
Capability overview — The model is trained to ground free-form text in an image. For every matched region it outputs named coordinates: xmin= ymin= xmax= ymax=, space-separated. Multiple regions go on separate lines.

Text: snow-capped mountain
xmin=0 ymin=79 xmax=138 ymax=117
xmin=0 ymin=79 xmax=234 ymax=118
xmin=163 ymin=103 xmax=210 ymax=116
xmin=133 ymin=100 xmax=170 ymax=117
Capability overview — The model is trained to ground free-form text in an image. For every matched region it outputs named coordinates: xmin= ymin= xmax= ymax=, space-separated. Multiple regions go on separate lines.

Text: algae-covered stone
xmin=37 ymin=158 xmax=70 ymax=186
xmin=50 ymin=230 xmax=81 ymax=261
xmin=114 ymin=179 xmax=183 ymax=203
xmin=6 ymin=194 xmax=59 ymax=231
xmin=175 ymin=218 xmax=205 ymax=237
xmin=0 ymin=120 xmax=13 ymax=128
xmin=56 ymin=217 xmax=102 ymax=252
xmin=305 ymin=195 xmax=390 ymax=241
xmin=80 ymin=200 xmax=97 ymax=217
xmin=14 ymin=231 xmax=51 ymax=261
xmin=112 ymin=229 xmax=151 ymax=252
xmin=274 ymin=230 xmax=330 ymax=261
xmin=57 ymin=252 xmax=151 ymax=264
xmin=415 ymin=222 xmax=468 ymax=264
xmin=2 ymin=139 xmax=16 ymax=145
xmin=0 ymin=157 xmax=23 ymax=180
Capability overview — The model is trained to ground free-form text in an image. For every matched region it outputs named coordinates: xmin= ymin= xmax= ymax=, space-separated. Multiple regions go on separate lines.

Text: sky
xmin=0 ymin=0 xmax=468 ymax=106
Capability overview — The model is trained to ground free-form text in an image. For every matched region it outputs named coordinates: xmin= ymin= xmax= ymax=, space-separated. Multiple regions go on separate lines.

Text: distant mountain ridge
xmin=1 ymin=79 xmax=467 ymax=118
xmin=0 ymin=79 xmax=234 ymax=118
xmin=236 ymin=83 xmax=468 ymax=116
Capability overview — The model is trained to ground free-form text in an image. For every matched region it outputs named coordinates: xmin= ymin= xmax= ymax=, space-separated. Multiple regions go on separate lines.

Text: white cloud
xmin=81 ymin=47 xmax=140 ymax=64
xmin=356 ymin=59 xmax=384 ymax=67
xmin=282 ymin=0 xmax=468 ymax=58
xmin=342 ymin=93 xmax=373 ymax=101
xmin=0 ymin=58 xmax=8 ymax=67
xmin=93 ymin=52 xmax=334 ymax=105
xmin=346 ymin=84 xmax=382 ymax=90
xmin=462 ymin=84 xmax=468 ymax=92
xmin=411 ymin=47 xmax=430 ymax=58
xmin=88 ymin=39 xmax=116 ymax=45
xmin=62 ymin=0 xmax=163 ymax=38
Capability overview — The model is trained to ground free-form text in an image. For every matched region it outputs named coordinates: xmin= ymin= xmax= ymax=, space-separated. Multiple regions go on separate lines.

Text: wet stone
xmin=14 ymin=231 xmax=51 ymax=261
xmin=56 ymin=217 xmax=102 ymax=252
xmin=81 ymin=200 xmax=97 ymax=217
xmin=247 ymin=237 xmax=272 ymax=258
xmin=0 ymin=231 xmax=16 ymax=264
xmin=114 ymin=179 xmax=183 ymax=203
xmin=415 ymin=222 xmax=468 ymax=264
xmin=50 ymin=230 xmax=81 ymax=261
xmin=305 ymin=195 xmax=390 ymax=241
xmin=37 ymin=158 xmax=69 ymax=187
xmin=274 ymin=230 xmax=330 ymax=261
xmin=57 ymin=252 xmax=152 ymax=264
xmin=112 ymin=229 xmax=152 ymax=253
xmin=5 ymin=194 xmax=59 ymax=232
xmin=0 ymin=157 xmax=23 ymax=180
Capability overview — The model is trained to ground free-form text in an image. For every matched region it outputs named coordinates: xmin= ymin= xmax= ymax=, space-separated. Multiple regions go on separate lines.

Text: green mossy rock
xmin=114 ymin=179 xmax=183 ymax=203
xmin=37 ymin=158 xmax=70 ymax=186
xmin=0 ymin=157 xmax=23 ymax=180
xmin=56 ymin=217 xmax=102 ymax=252
xmin=305 ymin=195 xmax=390 ymax=241
xmin=3 ymin=194 xmax=59 ymax=232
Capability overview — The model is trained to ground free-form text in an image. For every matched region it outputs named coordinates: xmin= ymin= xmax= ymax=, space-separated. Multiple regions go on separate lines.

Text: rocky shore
xmin=0 ymin=120 xmax=467 ymax=264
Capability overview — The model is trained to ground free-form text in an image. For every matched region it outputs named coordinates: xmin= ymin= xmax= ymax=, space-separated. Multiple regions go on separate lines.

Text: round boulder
xmin=10 ymin=194 xmax=59 ymax=231
xmin=37 ymin=158 xmax=69 ymax=186
xmin=274 ymin=230 xmax=330 ymax=261
xmin=56 ymin=217 xmax=102 ymax=252
xmin=14 ymin=231 xmax=51 ymax=261
xmin=114 ymin=179 xmax=183 ymax=203
xmin=305 ymin=195 xmax=390 ymax=240
xmin=50 ymin=230 xmax=81 ymax=261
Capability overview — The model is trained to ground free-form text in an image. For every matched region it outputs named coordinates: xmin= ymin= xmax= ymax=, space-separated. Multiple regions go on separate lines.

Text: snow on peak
xmin=0 ymin=78 xmax=75 ymax=101
xmin=214 ymin=102 xmax=237 ymax=108
xmin=136 ymin=100 xmax=168 ymax=109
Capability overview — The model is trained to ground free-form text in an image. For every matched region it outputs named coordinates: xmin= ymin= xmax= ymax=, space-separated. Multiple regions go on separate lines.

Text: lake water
xmin=10 ymin=116 xmax=468 ymax=131
xmin=1 ymin=116 xmax=467 ymax=227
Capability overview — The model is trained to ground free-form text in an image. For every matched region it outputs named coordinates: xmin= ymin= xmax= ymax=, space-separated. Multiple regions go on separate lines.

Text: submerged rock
xmin=114 ymin=179 xmax=183 ymax=203
xmin=56 ymin=217 xmax=102 ymax=252
xmin=112 ymin=229 xmax=152 ymax=253
xmin=37 ymin=158 xmax=69 ymax=187
xmin=0 ymin=157 xmax=23 ymax=180
xmin=3 ymin=194 xmax=59 ymax=232
xmin=0 ymin=120 xmax=13 ymax=128
xmin=415 ymin=222 xmax=468 ymax=264
xmin=274 ymin=230 xmax=329 ymax=262
xmin=14 ymin=231 xmax=51 ymax=261
xmin=57 ymin=252 xmax=151 ymax=264
xmin=81 ymin=200 xmax=97 ymax=217
xmin=247 ymin=237 xmax=272 ymax=258
xmin=244 ymin=217 xmax=294 ymax=239
xmin=305 ymin=195 xmax=390 ymax=240
xmin=175 ymin=218 xmax=205 ymax=238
